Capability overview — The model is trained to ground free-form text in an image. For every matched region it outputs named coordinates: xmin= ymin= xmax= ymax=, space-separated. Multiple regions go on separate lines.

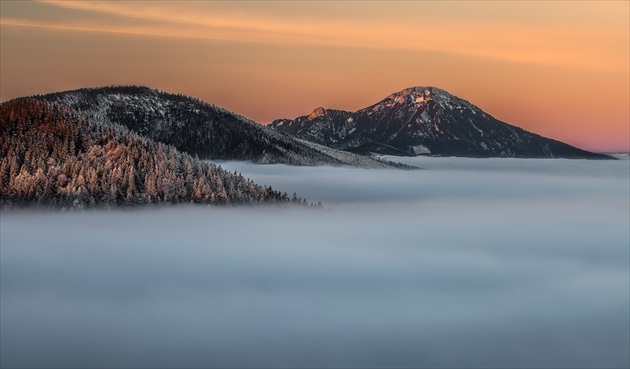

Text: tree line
xmin=0 ymin=99 xmax=321 ymax=208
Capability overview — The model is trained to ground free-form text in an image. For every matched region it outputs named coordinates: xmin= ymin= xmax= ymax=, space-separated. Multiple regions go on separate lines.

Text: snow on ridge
xmin=383 ymin=86 xmax=482 ymax=114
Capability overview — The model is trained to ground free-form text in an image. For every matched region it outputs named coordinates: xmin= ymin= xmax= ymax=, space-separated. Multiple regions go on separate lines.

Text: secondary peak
xmin=308 ymin=106 xmax=327 ymax=120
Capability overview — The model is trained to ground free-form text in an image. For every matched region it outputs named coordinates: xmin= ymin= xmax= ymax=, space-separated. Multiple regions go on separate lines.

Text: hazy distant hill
xmin=0 ymin=99 xmax=314 ymax=208
xmin=37 ymin=86 xmax=405 ymax=168
xmin=270 ymin=86 xmax=613 ymax=159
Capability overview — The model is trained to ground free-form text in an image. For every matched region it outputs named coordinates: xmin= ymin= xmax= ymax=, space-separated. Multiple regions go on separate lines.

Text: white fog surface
xmin=1 ymin=157 xmax=629 ymax=368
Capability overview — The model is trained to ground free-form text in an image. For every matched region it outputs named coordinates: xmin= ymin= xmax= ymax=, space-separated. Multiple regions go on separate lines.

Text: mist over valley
xmin=2 ymin=157 xmax=628 ymax=368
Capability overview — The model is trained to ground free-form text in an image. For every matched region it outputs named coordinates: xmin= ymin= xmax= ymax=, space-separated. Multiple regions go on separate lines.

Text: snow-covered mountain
xmin=37 ymin=86 xmax=405 ymax=168
xmin=270 ymin=86 xmax=613 ymax=159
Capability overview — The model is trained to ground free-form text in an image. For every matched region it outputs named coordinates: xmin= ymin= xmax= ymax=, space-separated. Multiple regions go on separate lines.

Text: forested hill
xmin=0 ymin=99 xmax=316 ymax=208
xmin=36 ymin=86 xmax=403 ymax=168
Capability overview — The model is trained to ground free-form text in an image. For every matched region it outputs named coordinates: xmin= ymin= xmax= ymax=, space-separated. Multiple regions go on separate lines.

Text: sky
xmin=1 ymin=0 xmax=628 ymax=152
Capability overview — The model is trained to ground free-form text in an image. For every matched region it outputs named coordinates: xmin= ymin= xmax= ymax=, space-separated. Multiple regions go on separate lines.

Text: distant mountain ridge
xmin=270 ymin=86 xmax=613 ymax=159
xmin=36 ymin=86 xmax=407 ymax=168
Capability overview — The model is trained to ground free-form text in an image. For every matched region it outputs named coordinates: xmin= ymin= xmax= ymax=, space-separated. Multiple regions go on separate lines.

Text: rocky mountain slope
xmin=270 ymin=86 xmax=612 ymax=159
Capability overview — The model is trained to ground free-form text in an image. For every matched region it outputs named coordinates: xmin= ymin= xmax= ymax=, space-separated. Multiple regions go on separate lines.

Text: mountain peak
xmin=308 ymin=106 xmax=327 ymax=120
xmin=270 ymin=86 xmax=613 ymax=159
xmin=378 ymin=86 xmax=484 ymax=116
xmin=386 ymin=86 xmax=459 ymax=104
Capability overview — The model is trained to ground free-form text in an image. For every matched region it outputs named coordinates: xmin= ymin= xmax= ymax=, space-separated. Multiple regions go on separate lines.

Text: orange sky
xmin=1 ymin=0 xmax=628 ymax=152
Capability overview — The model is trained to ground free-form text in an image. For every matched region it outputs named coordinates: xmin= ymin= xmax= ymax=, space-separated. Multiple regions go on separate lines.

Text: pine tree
xmin=1 ymin=98 xmax=309 ymax=208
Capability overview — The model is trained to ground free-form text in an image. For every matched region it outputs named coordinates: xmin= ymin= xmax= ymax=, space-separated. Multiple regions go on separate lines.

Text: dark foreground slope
xmin=270 ymin=86 xmax=613 ymax=159
xmin=38 ymin=86 xmax=403 ymax=168
xmin=0 ymin=99 xmax=311 ymax=208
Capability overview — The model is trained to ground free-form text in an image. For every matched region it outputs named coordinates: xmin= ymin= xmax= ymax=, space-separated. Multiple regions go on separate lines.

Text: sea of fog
xmin=1 ymin=157 xmax=629 ymax=368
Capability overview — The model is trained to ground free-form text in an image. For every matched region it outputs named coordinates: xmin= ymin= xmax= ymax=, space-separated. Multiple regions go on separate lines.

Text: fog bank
xmin=2 ymin=157 xmax=629 ymax=368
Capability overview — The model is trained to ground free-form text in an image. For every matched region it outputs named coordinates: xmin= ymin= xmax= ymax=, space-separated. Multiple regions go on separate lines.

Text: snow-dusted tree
xmin=1 ymin=99 xmax=313 ymax=208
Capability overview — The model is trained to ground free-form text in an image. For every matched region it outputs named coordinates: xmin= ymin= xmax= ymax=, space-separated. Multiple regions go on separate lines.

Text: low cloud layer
xmin=2 ymin=157 xmax=629 ymax=368
xmin=219 ymin=156 xmax=629 ymax=205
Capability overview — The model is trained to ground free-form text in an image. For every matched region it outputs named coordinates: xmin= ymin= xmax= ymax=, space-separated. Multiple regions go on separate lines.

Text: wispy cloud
xmin=0 ymin=0 xmax=624 ymax=72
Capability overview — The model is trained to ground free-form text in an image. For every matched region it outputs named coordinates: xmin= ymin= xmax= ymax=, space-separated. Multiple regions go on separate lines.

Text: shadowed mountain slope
xmin=38 ymin=86 xmax=407 ymax=168
xmin=270 ymin=86 xmax=612 ymax=159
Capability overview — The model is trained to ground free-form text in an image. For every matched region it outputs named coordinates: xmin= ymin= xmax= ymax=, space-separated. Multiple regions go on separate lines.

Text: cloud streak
xmin=0 ymin=0 xmax=622 ymax=72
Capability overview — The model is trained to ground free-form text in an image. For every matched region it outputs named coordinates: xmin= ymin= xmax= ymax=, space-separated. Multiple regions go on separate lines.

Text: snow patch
xmin=420 ymin=110 xmax=431 ymax=123
xmin=469 ymin=120 xmax=484 ymax=135
xmin=412 ymin=145 xmax=431 ymax=155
